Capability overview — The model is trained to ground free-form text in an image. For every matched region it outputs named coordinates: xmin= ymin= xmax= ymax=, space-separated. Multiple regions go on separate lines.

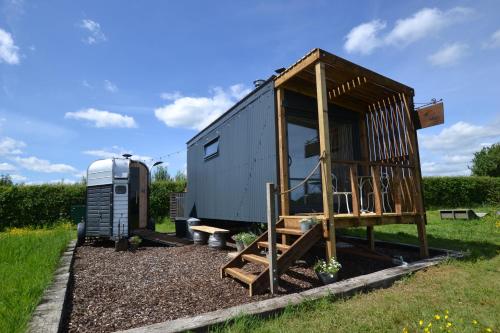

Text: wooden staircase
xmin=221 ymin=217 xmax=322 ymax=296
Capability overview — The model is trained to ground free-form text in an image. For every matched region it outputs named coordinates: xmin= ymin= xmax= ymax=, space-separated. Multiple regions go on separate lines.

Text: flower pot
xmin=235 ymin=240 xmax=245 ymax=252
xmin=316 ymin=271 xmax=338 ymax=285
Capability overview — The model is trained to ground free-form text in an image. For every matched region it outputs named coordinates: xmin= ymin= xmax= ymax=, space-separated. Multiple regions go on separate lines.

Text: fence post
xmin=266 ymin=182 xmax=278 ymax=294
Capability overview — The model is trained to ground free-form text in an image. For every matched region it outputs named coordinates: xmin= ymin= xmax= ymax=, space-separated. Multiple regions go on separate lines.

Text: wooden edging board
xmin=28 ymin=239 xmax=76 ymax=333
xmin=116 ymin=245 xmax=463 ymax=333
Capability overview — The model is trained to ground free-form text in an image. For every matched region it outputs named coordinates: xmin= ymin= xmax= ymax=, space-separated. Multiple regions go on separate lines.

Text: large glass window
xmin=287 ymin=116 xmax=323 ymax=214
xmin=114 ymin=185 xmax=127 ymax=194
xmin=204 ymin=137 xmax=219 ymax=160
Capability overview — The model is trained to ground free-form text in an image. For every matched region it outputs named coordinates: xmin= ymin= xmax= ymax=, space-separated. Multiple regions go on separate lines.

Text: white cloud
xmin=78 ymin=19 xmax=106 ymax=44
xmin=385 ymin=7 xmax=471 ymax=46
xmin=154 ymin=84 xmax=251 ymax=130
xmin=344 ymin=20 xmax=386 ymax=55
xmin=0 ymin=162 xmax=16 ymax=171
xmin=0 ymin=28 xmax=20 ymax=64
xmin=82 ymin=80 xmax=92 ymax=88
xmin=10 ymin=174 xmax=27 ymax=182
xmin=419 ymin=120 xmax=500 ymax=176
xmin=483 ymin=29 xmax=500 ymax=49
xmin=65 ymin=108 xmax=137 ymax=128
xmin=421 ymin=161 xmax=469 ymax=176
xmin=104 ymin=80 xmax=118 ymax=93
xmin=344 ymin=7 xmax=473 ymax=55
xmin=83 ymin=146 xmax=152 ymax=162
xmin=419 ymin=121 xmax=500 ymax=153
xmin=160 ymin=91 xmax=183 ymax=100
xmin=428 ymin=43 xmax=468 ymax=67
xmin=0 ymin=137 xmax=25 ymax=155
xmin=13 ymin=156 xmax=77 ymax=173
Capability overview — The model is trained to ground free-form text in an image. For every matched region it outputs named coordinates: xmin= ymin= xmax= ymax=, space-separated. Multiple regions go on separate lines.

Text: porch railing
xmin=330 ymin=159 xmax=419 ymax=216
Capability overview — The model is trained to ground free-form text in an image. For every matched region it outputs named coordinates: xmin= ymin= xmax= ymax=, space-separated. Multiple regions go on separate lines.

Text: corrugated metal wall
xmin=86 ymin=185 xmax=112 ymax=237
xmin=186 ymin=81 xmax=277 ymax=223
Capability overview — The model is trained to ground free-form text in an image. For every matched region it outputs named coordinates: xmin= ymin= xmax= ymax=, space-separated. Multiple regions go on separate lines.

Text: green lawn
xmin=155 ymin=216 xmax=176 ymax=233
xmin=215 ymin=208 xmax=500 ymax=333
xmin=0 ymin=223 xmax=75 ymax=333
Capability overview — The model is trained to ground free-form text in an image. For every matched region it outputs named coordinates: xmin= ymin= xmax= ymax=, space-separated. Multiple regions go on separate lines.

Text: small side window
xmin=115 ymin=185 xmax=127 ymax=194
xmin=204 ymin=137 xmax=219 ymax=160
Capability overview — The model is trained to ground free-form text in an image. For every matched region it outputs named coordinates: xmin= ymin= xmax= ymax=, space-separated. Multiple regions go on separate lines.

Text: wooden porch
xmin=274 ymin=48 xmax=428 ymax=260
xmin=222 ymin=48 xmax=432 ymax=295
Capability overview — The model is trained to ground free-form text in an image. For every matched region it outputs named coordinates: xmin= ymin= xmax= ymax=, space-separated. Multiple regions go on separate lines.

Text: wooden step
xmin=242 ymin=253 xmax=269 ymax=265
xmin=276 ymin=228 xmax=303 ymax=236
xmin=224 ymin=267 xmax=257 ymax=284
xmin=257 ymin=241 xmax=291 ymax=252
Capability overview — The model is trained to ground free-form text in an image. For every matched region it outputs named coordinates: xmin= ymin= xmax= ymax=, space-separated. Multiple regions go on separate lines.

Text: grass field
xmin=215 ymin=208 xmax=499 ymax=333
xmin=0 ymin=223 xmax=75 ymax=333
xmin=155 ymin=217 xmax=176 ymax=233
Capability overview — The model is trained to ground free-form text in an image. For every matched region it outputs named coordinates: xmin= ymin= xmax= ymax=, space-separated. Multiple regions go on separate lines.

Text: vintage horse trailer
xmin=78 ymin=157 xmax=151 ymax=244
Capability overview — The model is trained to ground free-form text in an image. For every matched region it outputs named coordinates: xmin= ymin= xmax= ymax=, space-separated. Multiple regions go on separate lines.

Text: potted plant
xmin=129 ymin=235 xmax=142 ymax=251
xmin=300 ymin=217 xmax=318 ymax=233
xmin=241 ymin=232 xmax=257 ymax=247
xmin=232 ymin=233 xmax=246 ymax=252
xmin=314 ymin=257 xmax=342 ymax=285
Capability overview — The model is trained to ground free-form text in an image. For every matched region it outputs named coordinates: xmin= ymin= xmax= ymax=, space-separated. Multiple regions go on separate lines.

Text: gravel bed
xmin=64 ymin=241 xmax=418 ymax=333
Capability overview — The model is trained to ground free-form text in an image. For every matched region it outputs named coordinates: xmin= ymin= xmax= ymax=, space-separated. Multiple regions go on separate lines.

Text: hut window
xmin=204 ymin=137 xmax=219 ymax=160
xmin=115 ymin=185 xmax=127 ymax=194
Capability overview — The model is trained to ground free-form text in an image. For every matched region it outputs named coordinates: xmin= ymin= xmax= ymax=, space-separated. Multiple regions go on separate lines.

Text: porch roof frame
xmin=274 ymin=48 xmax=415 ymax=113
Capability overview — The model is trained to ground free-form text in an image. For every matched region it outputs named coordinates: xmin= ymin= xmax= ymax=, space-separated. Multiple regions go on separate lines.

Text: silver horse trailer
xmin=77 ymin=157 xmax=152 ymax=245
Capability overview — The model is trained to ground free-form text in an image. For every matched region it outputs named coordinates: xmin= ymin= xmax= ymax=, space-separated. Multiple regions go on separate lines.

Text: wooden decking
xmin=131 ymin=229 xmax=192 ymax=247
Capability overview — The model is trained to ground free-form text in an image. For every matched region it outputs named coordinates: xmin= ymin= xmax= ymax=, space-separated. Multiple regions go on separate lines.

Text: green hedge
xmin=422 ymin=176 xmax=499 ymax=208
xmin=0 ymin=177 xmax=496 ymax=230
xmin=0 ymin=184 xmax=86 ymax=230
xmin=0 ymin=180 xmax=186 ymax=230
xmin=149 ymin=180 xmax=186 ymax=219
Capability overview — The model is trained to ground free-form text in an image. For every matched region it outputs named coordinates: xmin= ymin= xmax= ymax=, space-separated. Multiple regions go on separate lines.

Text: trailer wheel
xmin=77 ymin=222 xmax=85 ymax=246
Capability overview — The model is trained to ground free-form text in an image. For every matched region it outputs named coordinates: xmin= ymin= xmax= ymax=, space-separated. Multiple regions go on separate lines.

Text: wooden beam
xmin=349 ymin=165 xmax=360 ymax=217
xmin=333 ymin=213 xmax=418 ymax=228
xmin=330 ymin=76 xmax=367 ymax=99
xmin=275 ymin=49 xmax=320 ymax=87
xmin=276 ymin=88 xmax=290 ymax=216
xmin=393 ymin=167 xmax=403 ymax=215
xmin=319 ymin=50 xmax=414 ymax=97
xmin=371 ymin=166 xmax=383 ymax=215
xmin=266 ymin=183 xmax=278 ymax=294
xmin=366 ymin=226 xmax=375 ymax=251
xmin=315 ymin=62 xmax=336 ymax=260
xmin=401 ymin=93 xmax=429 ymax=258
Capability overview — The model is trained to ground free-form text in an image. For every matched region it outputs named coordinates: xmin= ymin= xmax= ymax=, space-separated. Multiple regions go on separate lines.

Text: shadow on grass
xmin=339 ymin=229 xmax=499 ymax=262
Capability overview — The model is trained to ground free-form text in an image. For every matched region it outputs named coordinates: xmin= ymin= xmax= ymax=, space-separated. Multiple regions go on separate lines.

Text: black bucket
xmin=174 ymin=218 xmax=188 ymax=238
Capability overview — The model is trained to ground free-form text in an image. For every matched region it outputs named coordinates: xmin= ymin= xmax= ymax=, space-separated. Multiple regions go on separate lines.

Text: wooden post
xmin=315 ymin=62 xmax=336 ymax=260
xmin=359 ymin=114 xmax=374 ymax=245
xmin=349 ymin=165 xmax=360 ymax=217
xmin=393 ymin=167 xmax=402 ymax=215
xmin=367 ymin=226 xmax=375 ymax=251
xmin=371 ymin=166 xmax=383 ymax=216
xmin=266 ymin=183 xmax=278 ymax=294
xmin=276 ymin=88 xmax=290 ymax=217
xmin=401 ymin=94 xmax=429 ymax=258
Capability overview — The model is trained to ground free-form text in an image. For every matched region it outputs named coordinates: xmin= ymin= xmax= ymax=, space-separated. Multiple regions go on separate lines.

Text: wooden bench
xmin=189 ymin=225 xmax=230 ymax=234
xmin=439 ymin=209 xmax=487 ymax=220
xmin=189 ymin=225 xmax=229 ymax=248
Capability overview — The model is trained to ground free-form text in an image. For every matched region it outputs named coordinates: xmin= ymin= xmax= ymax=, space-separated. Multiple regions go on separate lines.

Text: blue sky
xmin=0 ymin=0 xmax=499 ymax=184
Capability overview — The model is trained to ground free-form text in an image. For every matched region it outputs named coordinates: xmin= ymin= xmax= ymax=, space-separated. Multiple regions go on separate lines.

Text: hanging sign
xmin=416 ymin=102 xmax=444 ymax=129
